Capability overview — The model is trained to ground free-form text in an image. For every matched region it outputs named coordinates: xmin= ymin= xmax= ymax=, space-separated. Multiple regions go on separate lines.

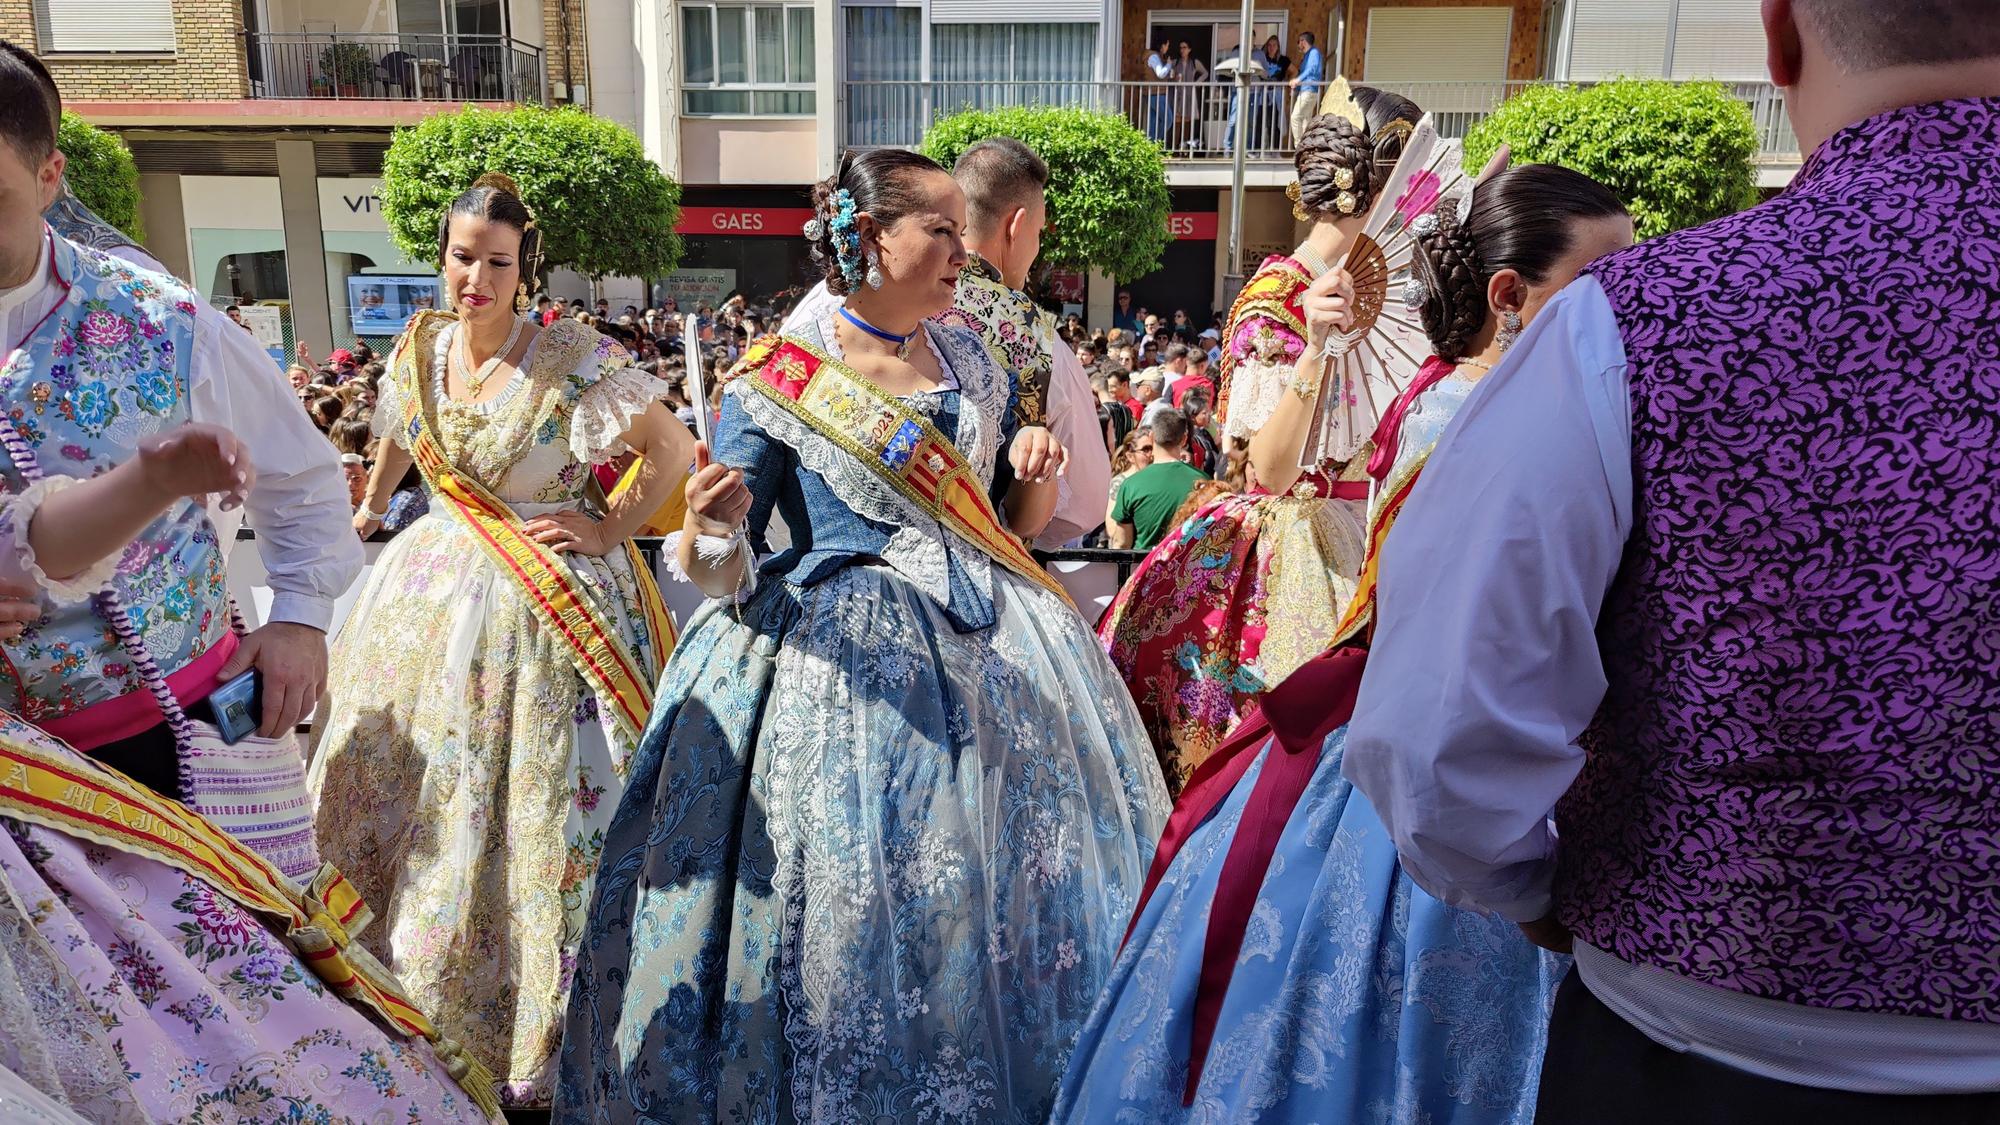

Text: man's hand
xmin=216 ymin=621 xmax=328 ymax=738
xmin=0 ymin=580 xmax=39 ymax=643
xmin=1518 ymin=910 xmax=1574 ymax=955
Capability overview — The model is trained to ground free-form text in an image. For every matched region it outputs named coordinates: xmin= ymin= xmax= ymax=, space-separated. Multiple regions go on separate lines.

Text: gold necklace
xmin=459 ymin=315 xmax=527 ymax=397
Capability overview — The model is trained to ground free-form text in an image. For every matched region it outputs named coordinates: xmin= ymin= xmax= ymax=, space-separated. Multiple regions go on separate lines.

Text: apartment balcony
xmin=841 ymin=79 xmax=1801 ymax=183
xmin=245 ymin=33 xmax=547 ymax=106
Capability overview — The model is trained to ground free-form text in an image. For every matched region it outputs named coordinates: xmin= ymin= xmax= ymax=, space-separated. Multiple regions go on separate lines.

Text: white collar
xmin=0 ymin=231 xmax=53 ymax=320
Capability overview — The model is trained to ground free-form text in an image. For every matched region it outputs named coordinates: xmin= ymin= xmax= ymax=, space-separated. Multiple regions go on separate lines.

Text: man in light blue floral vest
xmin=0 ymin=43 xmax=361 ymax=796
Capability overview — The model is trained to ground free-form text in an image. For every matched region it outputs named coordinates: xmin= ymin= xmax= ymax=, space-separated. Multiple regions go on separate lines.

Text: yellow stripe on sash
xmin=0 ymin=729 xmax=503 ymax=1117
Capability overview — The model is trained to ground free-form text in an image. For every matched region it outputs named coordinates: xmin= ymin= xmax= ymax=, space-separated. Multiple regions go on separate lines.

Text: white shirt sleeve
xmin=186 ymin=306 xmax=364 ymax=632
xmin=1341 ymin=277 xmax=1636 ymax=923
xmin=1035 ymin=341 xmax=1112 ymax=549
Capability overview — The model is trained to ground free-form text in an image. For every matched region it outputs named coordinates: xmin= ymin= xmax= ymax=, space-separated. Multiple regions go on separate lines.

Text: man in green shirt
xmin=1110 ymin=411 xmax=1210 ymax=550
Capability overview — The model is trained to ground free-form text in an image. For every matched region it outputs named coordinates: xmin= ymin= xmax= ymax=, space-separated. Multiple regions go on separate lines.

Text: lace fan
xmin=1300 ymin=115 xmax=1470 ymax=468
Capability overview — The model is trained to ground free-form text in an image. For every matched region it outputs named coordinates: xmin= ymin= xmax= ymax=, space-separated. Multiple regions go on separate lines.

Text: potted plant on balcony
xmin=319 ymin=42 xmax=375 ymax=98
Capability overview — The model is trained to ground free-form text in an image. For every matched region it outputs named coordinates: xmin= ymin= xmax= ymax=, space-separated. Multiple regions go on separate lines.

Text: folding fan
xmin=1297 ymin=113 xmax=1470 ymax=469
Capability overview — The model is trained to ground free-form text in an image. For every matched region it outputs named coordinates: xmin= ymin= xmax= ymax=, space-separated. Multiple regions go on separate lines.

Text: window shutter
xmin=1362 ymin=8 xmax=1511 ymax=83
xmin=35 ymin=0 xmax=176 ymax=53
xmin=1669 ymin=0 xmax=1767 ymax=81
xmin=1564 ymin=0 xmax=1670 ymax=79
xmin=930 ymin=1 xmax=1098 ymax=23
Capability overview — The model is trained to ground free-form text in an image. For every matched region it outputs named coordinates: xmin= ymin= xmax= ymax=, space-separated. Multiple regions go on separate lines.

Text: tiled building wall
xmin=1 ymin=0 xmax=249 ymax=100
xmin=542 ymin=0 xmax=589 ymax=104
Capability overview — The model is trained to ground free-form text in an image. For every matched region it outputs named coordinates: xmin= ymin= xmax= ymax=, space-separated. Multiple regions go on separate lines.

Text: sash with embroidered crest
xmin=1214 ymin=255 xmax=1312 ymax=426
xmin=392 ymin=311 xmax=673 ymax=742
xmin=0 ymin=723 xmax=503 ymax=1116
xmin=737 ymin=335 xmax=1072 ymax=604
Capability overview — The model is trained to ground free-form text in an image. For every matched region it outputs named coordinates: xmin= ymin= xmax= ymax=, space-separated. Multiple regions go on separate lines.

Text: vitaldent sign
xmin=317 ymin=179 xmax=388 ymax=233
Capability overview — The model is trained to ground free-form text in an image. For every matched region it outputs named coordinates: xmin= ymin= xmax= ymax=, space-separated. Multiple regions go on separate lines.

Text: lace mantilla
xmin=1 ymin=478 xmax=120 ymax=604
xmin=732 ymin=309 xmax=1010 ymax=612
xmin=568 ymin=358 xmax=671 ymax=465
xmin=1222 ymin=352 xmax=1295 ymax=443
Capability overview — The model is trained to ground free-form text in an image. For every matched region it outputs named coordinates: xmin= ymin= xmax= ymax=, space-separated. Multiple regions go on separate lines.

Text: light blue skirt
xmin=1053 ymin=724 xmax=1563 ymax=1124
xmin=557 ymin=563 xmax=1169 ymax=1123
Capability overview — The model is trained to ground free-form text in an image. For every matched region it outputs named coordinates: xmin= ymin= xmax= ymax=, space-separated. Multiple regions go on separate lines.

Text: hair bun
xmin=472 ymin=171 xmax=522 ymax=196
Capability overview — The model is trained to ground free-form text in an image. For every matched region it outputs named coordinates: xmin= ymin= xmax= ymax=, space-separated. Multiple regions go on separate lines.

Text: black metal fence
xmin=246 ymin=33 xmax=545 ymax=104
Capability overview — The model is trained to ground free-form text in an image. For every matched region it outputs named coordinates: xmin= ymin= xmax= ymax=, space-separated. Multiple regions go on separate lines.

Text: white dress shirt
xmin=1341 ymin=276 xmax=2000 ymax=1093
xmin=1 ymin=230 xmax=362 ymax=631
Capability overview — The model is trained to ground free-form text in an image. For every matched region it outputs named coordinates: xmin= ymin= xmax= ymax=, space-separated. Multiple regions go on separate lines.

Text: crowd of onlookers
xmin=265 ymin=285 xmax=1231 ymax=555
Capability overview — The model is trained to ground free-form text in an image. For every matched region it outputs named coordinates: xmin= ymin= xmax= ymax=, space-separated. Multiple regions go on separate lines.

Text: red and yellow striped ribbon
xmin=0 ymin=728 xmax=502 ymax=1117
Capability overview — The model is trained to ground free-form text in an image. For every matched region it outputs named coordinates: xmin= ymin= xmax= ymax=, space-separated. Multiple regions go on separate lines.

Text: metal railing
xmin=245 ymin=32 xmax=546 ymax=104
xmin=841 ymin=78 xmax=1800 ymax=164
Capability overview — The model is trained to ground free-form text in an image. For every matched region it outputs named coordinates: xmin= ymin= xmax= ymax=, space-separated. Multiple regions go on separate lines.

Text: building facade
xmin=11 ymin=0 xmax=579 ymax=359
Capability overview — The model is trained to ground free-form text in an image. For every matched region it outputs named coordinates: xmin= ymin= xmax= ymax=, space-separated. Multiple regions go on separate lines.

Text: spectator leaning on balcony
xmin=1146 ymin=39 xmax=1177 ymax=142
xmin=1290 ymin=31 xmax=1325 ymax=146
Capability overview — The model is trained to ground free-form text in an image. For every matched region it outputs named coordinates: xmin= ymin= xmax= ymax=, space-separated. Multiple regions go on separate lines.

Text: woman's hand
xmin=685 ymin=442 xmax=751 ymax=538
xmin=522 ymin=510 xmax=615 ymax=556
xmin=352 ymin=510 xmax=382 ymax=539
xmin=136 ymin=424 xmax=255 ymax=510
xmin=1008 ymin=426 xmax=1069 ymax=485
xmin=0 ymin=581 xmax=38 ymax=643
xmin=1302 ymin=268 xmax=1356 ymax=352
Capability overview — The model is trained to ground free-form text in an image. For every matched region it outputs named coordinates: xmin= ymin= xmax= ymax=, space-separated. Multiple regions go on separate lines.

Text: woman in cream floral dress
xmin=310 ymin=174 xmax=693 ymax=1108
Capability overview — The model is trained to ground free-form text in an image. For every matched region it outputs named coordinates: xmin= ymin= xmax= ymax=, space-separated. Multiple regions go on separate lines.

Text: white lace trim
xmin=659 ymin=529 xmax=759 ymax=603
xmin=570 ymin=362 xmax=672 ymax=464
xmin=733 ymin=311 xmax=1015 ymax=615
xmin=4 ymin=477 xmax=119 ymax=604
xmin=1223 ymin=353 xmax=1293 ymax=443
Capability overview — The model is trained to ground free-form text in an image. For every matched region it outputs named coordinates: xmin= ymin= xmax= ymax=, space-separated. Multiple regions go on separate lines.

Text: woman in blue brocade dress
xmin=557 ymin=150 xmax=1169 ymax=1124
xmin=1054 ymin=165 xmax=1635 ymax=1124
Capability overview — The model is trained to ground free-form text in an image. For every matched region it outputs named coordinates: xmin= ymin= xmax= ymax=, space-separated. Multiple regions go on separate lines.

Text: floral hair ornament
xmin=803 ymin=188 xmax=865 ymax=288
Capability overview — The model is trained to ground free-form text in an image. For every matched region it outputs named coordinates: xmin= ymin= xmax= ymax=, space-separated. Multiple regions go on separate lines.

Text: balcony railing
xmin=841 ymin=78 xmax=1799 ymax=165
xmin=245 ymin=33 xmax=546 ymax=104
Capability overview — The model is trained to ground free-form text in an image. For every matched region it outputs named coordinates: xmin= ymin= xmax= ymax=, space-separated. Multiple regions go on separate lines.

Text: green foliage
xmin=319 ymin=41 xmax=375 ymax=87
xmin=921 ymin=106 xmax=1172 ymax=282
xmin=1463 ymin=80 xmax=1760 ymax=239
xmin=57 ymin=113 xmax=142 ymax=241
xmin=379 ymin=105 xmax=682 ymax=278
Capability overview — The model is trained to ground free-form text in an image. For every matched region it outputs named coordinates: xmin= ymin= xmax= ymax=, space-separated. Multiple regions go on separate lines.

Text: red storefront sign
xmin=1168 ymin=211 xmax=1219 ymax=240
xmin=675 ymin=206 xmax=816 ymax=237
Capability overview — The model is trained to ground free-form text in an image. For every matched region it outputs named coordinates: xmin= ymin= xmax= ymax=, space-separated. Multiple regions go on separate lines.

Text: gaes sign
xmin=675 ymin=207 xmax=817 ymax=237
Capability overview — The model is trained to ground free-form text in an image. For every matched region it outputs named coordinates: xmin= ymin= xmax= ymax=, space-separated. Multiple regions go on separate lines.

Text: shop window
xmin=34 ymin=0 xmax=174 ymax=53
xmin=683 ymin=2 xmax=816 ymax=116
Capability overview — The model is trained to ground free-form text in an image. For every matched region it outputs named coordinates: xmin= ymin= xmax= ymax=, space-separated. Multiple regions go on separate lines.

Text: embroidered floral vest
xmin=1561 ymin=99 xmax=2000 ymax=1023
xmin=1 ymin=233 xmax=219 ymax=723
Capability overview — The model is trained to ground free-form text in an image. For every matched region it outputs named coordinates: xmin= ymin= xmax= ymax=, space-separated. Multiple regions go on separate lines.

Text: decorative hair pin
xmin=1410 ymin=212 xmax=1439 ymax=237
xmin=1400 ymin=277 xmax=1429 ymax=312
xmin=811 ymin=187 xmax=864 ymax=287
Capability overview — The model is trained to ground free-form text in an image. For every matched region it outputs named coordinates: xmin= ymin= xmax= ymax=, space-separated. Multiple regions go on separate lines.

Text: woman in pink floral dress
xmin=0 ymin=423 xmax=499 ymax=1123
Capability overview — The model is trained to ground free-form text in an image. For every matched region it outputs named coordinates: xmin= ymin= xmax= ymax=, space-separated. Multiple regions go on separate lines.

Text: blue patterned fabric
xmin=1053 ymin=729 xmax=1563 ymax=1124
xmin=556 ymin=331 xmax=1170 ymax=1123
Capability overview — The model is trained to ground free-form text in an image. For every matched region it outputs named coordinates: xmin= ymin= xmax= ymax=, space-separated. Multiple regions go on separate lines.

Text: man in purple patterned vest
xmin=1344 ymin=1 xmax=2000 ymax=1119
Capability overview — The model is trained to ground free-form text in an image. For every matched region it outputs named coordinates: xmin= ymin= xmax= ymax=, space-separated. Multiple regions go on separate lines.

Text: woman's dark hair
xmin=309 ymin=394 xmax=344 ymax=432
xmin=1294 ymin=85 xmax=1423 ymax=220
xmin=330 ymin=417 xmax=374 ymax=457
xmin=1414 ymin=164 xmax=1627 ymax=360
xmin=436 ymin=172 xmax=544 ymax=303
xmin=808 ymin=148 xmax=949 ymax=296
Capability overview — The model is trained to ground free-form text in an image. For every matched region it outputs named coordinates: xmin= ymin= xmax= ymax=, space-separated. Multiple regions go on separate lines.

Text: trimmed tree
xmin=1464 ymin=80 xmax=1760 ymax=240
xmin=921 ymin=106 xmax=1172 ymax=282
xmin=58 ymin=112 xmax=143 ymax=241
xmin=380 ymin=105 xmax=682 ymax=278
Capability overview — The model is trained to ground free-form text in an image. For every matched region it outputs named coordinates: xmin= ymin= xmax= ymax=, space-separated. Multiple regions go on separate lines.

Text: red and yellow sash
xmin=738 ymin=335 xmax=1071 ymax=604
xmin=396 ymin=312 xmax=673 ymax=742
xmin=1215 ymin=255 xmax=1312 ymax=426
xmin=0 ymin=725 xmax=502 ymax=1116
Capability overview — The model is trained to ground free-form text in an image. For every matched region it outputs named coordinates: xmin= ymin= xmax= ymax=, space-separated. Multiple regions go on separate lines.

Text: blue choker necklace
xmin=839 ymin=306 xmax=916 ymax=360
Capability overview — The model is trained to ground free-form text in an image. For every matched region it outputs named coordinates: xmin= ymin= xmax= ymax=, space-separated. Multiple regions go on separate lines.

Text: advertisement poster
xmin=658 ymin=269 xmax=737 ymax=312
xmin=348 ymin=275 xmax=444 ymax=338
xmin=234 ymin=304 xmax=287 ymax=363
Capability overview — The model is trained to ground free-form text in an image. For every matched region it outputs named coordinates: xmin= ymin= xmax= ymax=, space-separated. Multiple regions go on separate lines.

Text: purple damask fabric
xmin=1562 ymin=97 xmax=2000 ymax=1022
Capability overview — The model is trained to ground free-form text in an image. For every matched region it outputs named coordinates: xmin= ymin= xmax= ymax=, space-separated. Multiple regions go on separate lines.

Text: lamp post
xmin=1222 ymin=0 xmax=1255 ymax=310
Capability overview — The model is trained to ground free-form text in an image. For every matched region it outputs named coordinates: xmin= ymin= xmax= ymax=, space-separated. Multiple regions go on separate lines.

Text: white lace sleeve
xmin=570 ymin=361 xmax=672 ymax=465
xmin=371 ymin=375 xmax=409 ymax=448
xmin=1223 ymin=353 xmax=1292 ymax=443
xmin=0 ymin=478 xmax=120 ymax=603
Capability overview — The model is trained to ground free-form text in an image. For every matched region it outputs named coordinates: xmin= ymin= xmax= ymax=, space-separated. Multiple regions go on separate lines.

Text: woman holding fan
xmin=1055 ymin=162 xmax=1634 ymax=1125
xmin=1098 ymin=84 xmax=1422 ymax=793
